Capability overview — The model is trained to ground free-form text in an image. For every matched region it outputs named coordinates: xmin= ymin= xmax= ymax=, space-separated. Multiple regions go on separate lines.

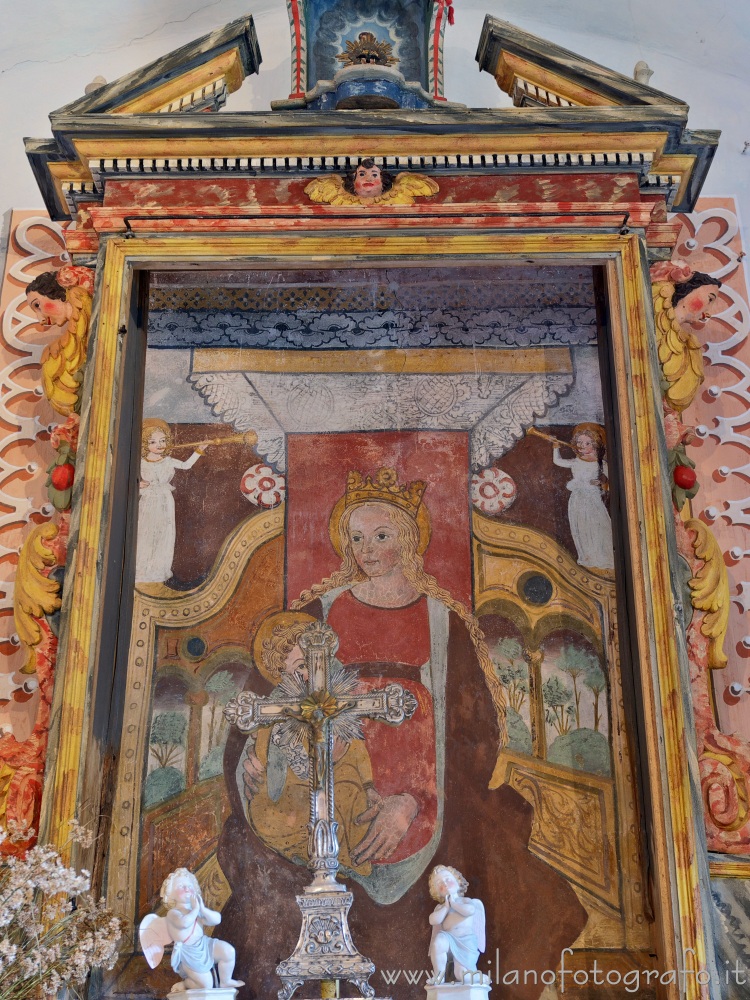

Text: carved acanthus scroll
xmin=13 ymin=522 xmax=64 ymax=673
xmin=686 ymin=517 xmax=730 ymax=669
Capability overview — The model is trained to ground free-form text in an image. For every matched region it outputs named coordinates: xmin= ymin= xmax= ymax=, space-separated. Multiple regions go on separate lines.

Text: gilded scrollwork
xmin=13 ymin=522 xmax=64 ymax=673
xmin=700 ymin=747 xmax=749 ymax=834
xmin=686 ymin=517 xmax=729 ymax=669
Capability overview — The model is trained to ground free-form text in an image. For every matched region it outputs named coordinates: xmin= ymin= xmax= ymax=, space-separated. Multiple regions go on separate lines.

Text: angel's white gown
xmin=135 ymin=453 xmax=201 ymax=584
xmin=553 ymin=449 xmax=614 ymax=571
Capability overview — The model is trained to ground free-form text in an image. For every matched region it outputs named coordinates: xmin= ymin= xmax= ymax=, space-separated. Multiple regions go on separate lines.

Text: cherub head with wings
xmin=343 ymin=158 xmax=395 ymax=200
xmin=304 ymin=159 xmax=439 ymax=208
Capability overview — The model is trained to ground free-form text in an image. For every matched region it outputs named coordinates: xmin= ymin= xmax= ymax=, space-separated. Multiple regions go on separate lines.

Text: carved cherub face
xmin=162 ymin=868 xmax=200 ymax=909
xmin=674 ymin=284 xmax=720 ymax=325
xmin=353 ymin=164 xmax=383 ymax=199
xmin=434 ymin=868 xmax=459 ymax=898
xmin=172 ymin=877 xmax=196 ymax=906
xmin=429 ymin=864 xmax=468 ymax=901
xmin=26 ymin=289 xmax=70 ymax=327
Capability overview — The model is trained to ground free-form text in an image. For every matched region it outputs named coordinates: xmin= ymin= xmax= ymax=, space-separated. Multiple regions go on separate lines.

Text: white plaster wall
xmin=0 ymin=1 xmax=748 ymax=226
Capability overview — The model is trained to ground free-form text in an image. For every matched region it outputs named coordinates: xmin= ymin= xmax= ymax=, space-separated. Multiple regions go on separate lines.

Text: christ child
xmin=243 ymin=611 xmax=376 ymax=874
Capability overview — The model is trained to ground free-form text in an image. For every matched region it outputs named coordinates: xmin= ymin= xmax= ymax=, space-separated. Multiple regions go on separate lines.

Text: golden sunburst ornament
xmin=336 ymin=31 xmax=399 ymax=68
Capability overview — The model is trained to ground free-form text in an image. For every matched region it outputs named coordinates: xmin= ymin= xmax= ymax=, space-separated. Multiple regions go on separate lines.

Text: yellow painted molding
xmin=709 ymin=859 xmax=750 ymax=879
xmin=192 ymin=346 xmax=573 ymax=375
xmin=49 ymin=160 xmax=92 ymax=183
xmin=72 ymin=129 xmax=671 ymax=167
xmin=46 ymin=248 xmax=123 ymax=857
xmin=608 ymin=245 xmax=706 ymax=996
xmin=651 ymin=154 xmax=696 ymax=208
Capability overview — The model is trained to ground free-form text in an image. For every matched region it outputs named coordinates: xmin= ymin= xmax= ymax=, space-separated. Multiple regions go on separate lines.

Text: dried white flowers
xmin=0 ymin=820 xmax=125 ymax=999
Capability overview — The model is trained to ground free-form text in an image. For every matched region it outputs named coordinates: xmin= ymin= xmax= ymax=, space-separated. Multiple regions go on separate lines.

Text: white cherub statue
xmin=139 ymin=867 xmax=244 ymax=994
xmin=428 ymin=865 xmax=487 ymax=985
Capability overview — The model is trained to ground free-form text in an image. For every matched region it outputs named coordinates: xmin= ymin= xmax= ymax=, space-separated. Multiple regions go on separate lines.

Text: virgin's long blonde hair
xmin=292 ymin=501 xmax=507 ymax=747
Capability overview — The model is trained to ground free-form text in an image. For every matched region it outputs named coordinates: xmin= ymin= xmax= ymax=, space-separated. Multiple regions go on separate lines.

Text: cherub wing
xmin=473 ymin=899 xmax=486 ymax=953
xmin=385 ymin=172 xmax=440 ymax=204
xmin=139 ymin=914 xmax=172 ymax=970
xmin=304 ymin=175 xmax=357 ymax=206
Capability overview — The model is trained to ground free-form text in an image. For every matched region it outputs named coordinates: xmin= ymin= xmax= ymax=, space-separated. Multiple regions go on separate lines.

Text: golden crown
xmin=345 ymin=467 xmax=426 ymax=516
xmin=336 ymin=32 xmax=399 ymax=68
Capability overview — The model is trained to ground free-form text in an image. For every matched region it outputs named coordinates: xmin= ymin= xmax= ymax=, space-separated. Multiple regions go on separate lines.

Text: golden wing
xmin=304 ymin=175 xmax=358 ymax=206
xmin=384 ymin=172 xmax=440 ymax=205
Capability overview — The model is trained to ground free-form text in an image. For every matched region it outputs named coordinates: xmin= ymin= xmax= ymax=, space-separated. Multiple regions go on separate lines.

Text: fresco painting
xmin=112 ymin=261 xmax=653 ymax=999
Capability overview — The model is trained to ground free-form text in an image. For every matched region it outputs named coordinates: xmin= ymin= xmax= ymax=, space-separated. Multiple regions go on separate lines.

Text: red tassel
xmin=446 ymin=0 xmax=455 ymax=26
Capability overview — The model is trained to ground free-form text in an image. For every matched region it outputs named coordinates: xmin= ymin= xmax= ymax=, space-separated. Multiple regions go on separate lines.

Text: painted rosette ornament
xmin=241 ymin=464 xmax=285 ymax=508
xmin=471 ymin=467 xmax=517 ymax=515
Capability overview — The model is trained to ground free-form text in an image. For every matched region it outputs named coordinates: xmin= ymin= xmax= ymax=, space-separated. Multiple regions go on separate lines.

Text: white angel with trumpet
xmin=135 ymin=418 xmax=257 ymax=592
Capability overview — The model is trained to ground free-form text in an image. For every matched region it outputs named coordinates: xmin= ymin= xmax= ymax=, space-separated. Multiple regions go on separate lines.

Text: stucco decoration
xmin=653 ymin=201 xmax=750 ymax=853
xmin=0 ymin=214 xmax=79 ymax=851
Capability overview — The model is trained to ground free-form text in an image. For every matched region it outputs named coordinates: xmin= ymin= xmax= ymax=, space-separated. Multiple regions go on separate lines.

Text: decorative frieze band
xmin=87 ymin=150 xmax=654 ymax=185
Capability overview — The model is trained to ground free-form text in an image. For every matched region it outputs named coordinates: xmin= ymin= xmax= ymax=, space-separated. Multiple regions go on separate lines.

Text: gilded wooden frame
xmin=42 ymin=232 xmax=709 ymax=999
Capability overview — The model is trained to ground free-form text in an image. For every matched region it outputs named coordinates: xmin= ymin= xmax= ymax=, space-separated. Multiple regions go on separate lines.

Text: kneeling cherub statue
xmin=140 ymin=868 xmax=244 ymax=994
xmin=428 ymin=865 xmax=489 ymax=986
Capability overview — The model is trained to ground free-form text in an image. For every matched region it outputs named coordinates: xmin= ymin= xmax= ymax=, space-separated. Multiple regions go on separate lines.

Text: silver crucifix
xmin=224 ymin=620 xmax=417 ymax=1000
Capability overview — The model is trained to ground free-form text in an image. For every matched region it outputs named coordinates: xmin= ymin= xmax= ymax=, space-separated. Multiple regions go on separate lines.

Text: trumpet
xmin=525 ymin=427 xmax=572 ymax=450
xmin=170 ymin=430 xmax=258 ymax=450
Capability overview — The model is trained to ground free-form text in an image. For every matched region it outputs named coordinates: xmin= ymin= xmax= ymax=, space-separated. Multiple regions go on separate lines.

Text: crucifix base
xmin=276 ymin=890 xmax=376 ymax=1000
